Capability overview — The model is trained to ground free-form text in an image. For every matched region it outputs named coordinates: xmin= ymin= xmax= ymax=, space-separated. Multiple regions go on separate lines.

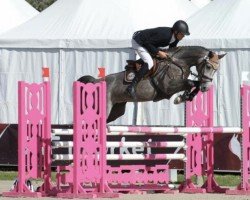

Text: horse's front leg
xmin=187 ymin=82 xmax=200 ymax=101
xmin=171 ymin=80 xmax=200 ymax=104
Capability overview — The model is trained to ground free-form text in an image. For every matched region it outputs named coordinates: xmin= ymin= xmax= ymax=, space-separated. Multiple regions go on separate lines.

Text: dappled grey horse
xmin=78 ymin=46 xmax=226 ymax=123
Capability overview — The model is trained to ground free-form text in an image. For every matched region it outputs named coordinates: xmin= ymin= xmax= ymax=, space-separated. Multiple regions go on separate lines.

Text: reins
xmin=155 ymin=47 xmax=186 ymax=79
xmin=156 ymin=48 xmax=219 ymax=83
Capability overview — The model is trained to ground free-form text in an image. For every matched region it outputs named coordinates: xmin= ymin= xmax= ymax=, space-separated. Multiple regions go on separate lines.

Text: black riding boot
xmin=126 ymin=63 xmax=149 ymax=99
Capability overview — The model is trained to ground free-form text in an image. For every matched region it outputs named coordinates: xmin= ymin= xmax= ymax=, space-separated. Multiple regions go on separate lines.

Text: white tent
xmin=0 ymin=0 xmax=198 ymax=48
xmin=0 ymin=0 xmax=38 ymax=35
xmin=189 ymin=0 xmax=211 ymax=8
xmin=181 ymin=0 xmax=250 ymax=126
xmin=0 ymin=0 xmax=198 ymax=125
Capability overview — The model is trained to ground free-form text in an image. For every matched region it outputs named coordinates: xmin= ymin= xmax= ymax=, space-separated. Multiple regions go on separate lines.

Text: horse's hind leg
xmin=107 ymin=102 xmax=127 ymax=123
xmin=106 ymin=95 xmax=113 ymax=122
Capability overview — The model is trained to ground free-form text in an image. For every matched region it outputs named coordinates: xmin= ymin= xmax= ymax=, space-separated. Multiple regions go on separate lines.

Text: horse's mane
xmin=166 ymin=46 xmax=209 ymax=53
xmin=164 ymin=46 xmax=211 ymax=59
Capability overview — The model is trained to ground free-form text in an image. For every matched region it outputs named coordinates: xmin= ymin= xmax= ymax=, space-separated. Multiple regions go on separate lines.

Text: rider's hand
xmin=157 ymin=51 xmax=168 ymax=59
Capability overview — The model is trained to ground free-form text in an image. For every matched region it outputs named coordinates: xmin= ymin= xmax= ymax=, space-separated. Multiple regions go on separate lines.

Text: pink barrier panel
xmin=106 ymin=165 xmax=170 ymax=192
xmin=3 ymin=81 xmax=52 ymax=197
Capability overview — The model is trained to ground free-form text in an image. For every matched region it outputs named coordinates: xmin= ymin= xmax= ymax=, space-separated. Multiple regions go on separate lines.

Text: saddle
xmin=124 ymin=59 xmax=158 ymax=83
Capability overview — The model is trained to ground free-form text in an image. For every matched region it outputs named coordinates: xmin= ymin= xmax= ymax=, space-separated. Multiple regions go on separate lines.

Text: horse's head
xmin=196 ymin=51 xmax=226 ymax=92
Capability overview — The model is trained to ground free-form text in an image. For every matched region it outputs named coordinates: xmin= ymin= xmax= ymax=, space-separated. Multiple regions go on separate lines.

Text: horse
xmin=78 ymin=46 xmax=226 ymax=123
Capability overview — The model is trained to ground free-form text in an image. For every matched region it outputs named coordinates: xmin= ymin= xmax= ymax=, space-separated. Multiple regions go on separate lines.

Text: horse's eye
xmin=206 ymin=64 xmax=212 ymax=69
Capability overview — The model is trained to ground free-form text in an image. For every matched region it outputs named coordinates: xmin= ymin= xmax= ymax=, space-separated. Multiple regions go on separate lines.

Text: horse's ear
xmin=208 ymin=51 xmax=214 ymax=58
xmin=218 ymin=53 xmax=227 ymax=59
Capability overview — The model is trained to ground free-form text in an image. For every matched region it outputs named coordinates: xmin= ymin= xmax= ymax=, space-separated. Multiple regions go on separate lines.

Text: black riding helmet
xmin=172 ymin=20 xmax=190 ymax=35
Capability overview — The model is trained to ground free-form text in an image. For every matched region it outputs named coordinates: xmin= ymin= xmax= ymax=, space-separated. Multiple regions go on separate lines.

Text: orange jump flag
xmin=42 ymin=67 xmax=50 ymax=81
xmin=98 ymin=67 xmax=106 ymax=78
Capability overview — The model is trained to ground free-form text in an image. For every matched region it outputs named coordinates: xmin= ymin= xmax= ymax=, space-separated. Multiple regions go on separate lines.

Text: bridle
xmin=155 ymin=49 xmax=219 ymax=82
xmin=195 ymin=55 xmax=219 ymax=82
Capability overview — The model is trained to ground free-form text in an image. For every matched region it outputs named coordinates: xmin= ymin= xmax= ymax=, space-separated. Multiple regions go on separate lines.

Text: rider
xmin=126 ymin=20 xmax=190 ymax=99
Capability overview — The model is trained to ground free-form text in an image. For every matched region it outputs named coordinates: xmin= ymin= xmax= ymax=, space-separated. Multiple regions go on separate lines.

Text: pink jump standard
xmin=3 ymin=69 xmax=53 ymax=197
xmin=226 ymin=84 xmax=250 ymax=195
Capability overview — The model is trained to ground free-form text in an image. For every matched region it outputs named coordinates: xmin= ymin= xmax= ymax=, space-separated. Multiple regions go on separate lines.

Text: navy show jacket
xmin=133 ymin=27 xmax=179 ymax=55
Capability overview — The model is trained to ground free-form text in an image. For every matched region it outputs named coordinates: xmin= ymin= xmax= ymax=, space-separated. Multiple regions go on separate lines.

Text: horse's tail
xmin=77 ymin=75 xmax=97 ymax=83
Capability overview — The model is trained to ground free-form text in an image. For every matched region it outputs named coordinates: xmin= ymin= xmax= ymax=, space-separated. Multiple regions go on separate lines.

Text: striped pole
xmin=52 ymin=127 xmax=242 ymax=136
xmin=52 ymin=141 xmax=186 ymax=148
xmin=53 ymin=153 xmax=186 ymax=161
xmin=108 ymin=126 xmax=242 ymax=134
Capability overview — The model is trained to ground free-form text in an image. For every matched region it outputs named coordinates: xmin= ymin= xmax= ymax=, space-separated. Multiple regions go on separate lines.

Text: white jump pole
xmin=53 ymin=153 xmax=186 ymax=161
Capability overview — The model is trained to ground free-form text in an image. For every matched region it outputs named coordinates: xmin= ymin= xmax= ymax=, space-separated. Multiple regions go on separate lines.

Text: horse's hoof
xmin=174 ymin=96 xmax=183 ymax=104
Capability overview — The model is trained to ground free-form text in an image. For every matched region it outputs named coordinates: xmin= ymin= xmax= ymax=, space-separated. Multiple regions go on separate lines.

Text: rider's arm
xmin=157 ymin=50 xmax=168 ymax=59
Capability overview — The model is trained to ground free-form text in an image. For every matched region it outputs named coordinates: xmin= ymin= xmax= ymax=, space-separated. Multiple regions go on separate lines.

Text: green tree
xmin=26 ymin=0 xmax=57 ymax=12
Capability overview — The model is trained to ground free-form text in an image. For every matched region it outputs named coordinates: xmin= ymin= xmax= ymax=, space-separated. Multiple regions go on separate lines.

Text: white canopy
xmin=0 ymin=0 xmax=198 ymax=48
xmin=189 ymin=0 xmax=211 ymax=8
xmin=183 ymin=0 xmax=250 ymax=49
xmin=0 ymin=0 xmax=38 ymax=35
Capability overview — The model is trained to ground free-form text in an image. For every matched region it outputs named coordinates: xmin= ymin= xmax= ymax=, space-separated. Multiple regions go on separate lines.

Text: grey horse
xmin=78 ymin=46 xmax=226 ymax=123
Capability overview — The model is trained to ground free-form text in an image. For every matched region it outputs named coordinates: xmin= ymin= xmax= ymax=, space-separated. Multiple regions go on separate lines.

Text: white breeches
xmin=132 ymin=39 xmax=154 ymax=68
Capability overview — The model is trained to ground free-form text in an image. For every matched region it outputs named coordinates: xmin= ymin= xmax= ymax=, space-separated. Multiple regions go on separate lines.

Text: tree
xmin=26 ymin=0 xmax=57 ymax=11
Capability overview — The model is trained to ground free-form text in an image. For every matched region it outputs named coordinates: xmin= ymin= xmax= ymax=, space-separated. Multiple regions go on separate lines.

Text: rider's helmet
xmin=172 ymin=20 xmax=190 ymax=35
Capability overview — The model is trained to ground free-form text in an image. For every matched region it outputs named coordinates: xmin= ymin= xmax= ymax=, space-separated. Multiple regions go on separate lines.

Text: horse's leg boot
xmin=174 ymin=95 xmax=183 ymax=104
xmin=126 ymin=63 xmax=149 ymax=99
xmin=174 ymin=90 xmax=190 ymax=104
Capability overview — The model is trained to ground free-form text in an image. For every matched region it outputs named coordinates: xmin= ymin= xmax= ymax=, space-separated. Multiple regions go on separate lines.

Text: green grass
xmin=0 ymin=171 xmax=57 ymax=182
xmin=176 ymin=174 xmax=240 ymax=187
xmin=215 ymin=174 xmax=241 ymax=186
xmin=0 ymin=171 xmax=241 ymax=187
xmin=0 ymin=171 xmax=18 ymax=180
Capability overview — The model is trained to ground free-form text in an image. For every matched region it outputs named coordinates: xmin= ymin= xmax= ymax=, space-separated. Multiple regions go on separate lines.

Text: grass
xmin=0 ymin=171 xmax=18 ymax=180
xmin=214 ymin=174 xmax=241 ymax=186
xmin=176 ymin=174 xmax=240 ymax=187
xmin=0 ymin=171 xmax=240 ymax=187
xmin=0 ymin=171 xmax=57 ymax=182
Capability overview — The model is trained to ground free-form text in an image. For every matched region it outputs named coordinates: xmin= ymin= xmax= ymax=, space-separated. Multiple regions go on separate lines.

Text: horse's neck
xmin=167 ymin=47 xmax=208 ymax=66
xmin=156 ymin=60 xmax=191 ymax=80
xmin=157 ymin=56 xmax=191 ymax=71
xmin=158 ymin=47 xmax=209 ymax=79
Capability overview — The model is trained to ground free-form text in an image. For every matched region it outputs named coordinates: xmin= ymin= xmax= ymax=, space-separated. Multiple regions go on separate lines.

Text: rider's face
xmin=175 ymin=32 xmax=185 ymax=40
